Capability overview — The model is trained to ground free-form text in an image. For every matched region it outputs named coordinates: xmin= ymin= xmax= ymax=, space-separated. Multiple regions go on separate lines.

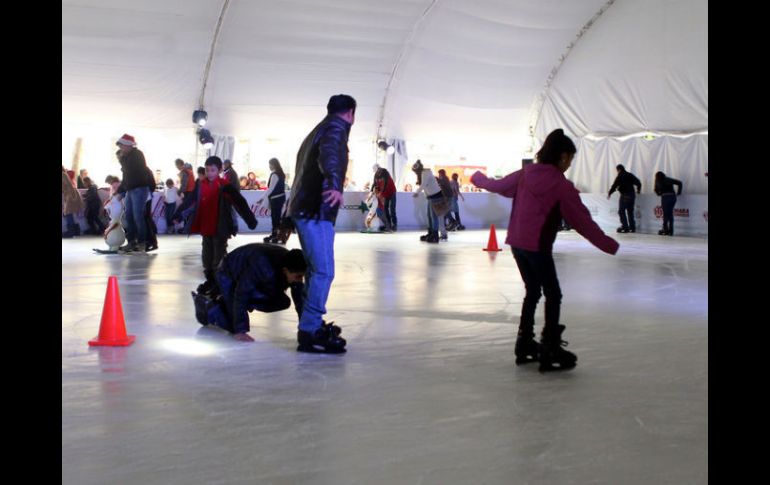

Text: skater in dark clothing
xmin=449 ymin=173 xmax=466 ymax=230
xmin=437 ymin=169 xmax=457 ymax=234
xmin=257 ymin=158 xmax=287 ymax=243
xmin=193 ymin=244 xmax=311 ymax=342
xmin=286 ymin=94 xmax=355 ymax=353
xmin=608 ymin=164 xmax=642 ymax=233
xmin=82 ymin=177 xmax=106 ymax=235
xmin=654 ymin=171 xmax=683 ymax=236
xmin=141 ymin=166 xmax=159 ymax=252
xmin=471 ymin=129 xmax=619 ymax=372
xmin=174 ymin=156 xmax=258 ymax=295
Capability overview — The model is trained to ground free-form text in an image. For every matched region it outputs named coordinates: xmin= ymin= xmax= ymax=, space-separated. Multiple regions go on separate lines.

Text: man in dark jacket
xmin=285 ymin=94 xmax=354 ymax=353
xmin=115 ymin=134 xmax=153 ymax=252
xmin=223 ymin=159 xmax=240 ymax=191
xmin=608 ymin=164 xmax=642 ymax=233
xmin=193 ymin=244 xmax=318 ymax=342
xmin=82 ymin=177 xmax=106 ymax=235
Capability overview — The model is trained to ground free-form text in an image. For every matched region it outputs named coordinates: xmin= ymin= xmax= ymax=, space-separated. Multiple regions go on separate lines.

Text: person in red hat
xmin=114 ymin=134 xmax=153 ymax=252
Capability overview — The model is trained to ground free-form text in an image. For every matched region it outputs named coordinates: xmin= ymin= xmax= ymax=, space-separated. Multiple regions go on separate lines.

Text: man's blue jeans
xmin=618 ymin=193 xmax=636 ymax=231
xmin=124 ymin=187 xmax=149 ymax=244
xmin=293 ymin=217 xmax=335 ymax=334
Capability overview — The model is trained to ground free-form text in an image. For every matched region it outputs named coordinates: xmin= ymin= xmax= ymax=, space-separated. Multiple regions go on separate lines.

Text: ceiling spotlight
xmin=198 ymin=128 xmax=214 ymax=149
xmin=377 ymin=140 xmax=395 ymax=155
xmin=193 ymin=109 xmax=208 ymax=127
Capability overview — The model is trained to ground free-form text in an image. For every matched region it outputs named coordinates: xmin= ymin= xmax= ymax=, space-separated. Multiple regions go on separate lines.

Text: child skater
xmin=471 ymin=129 xmax=619 ymax=371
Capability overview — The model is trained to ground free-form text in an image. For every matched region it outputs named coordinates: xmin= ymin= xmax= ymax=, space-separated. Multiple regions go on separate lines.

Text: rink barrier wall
xmin=63 ymin=189 xmax=708 ymax=238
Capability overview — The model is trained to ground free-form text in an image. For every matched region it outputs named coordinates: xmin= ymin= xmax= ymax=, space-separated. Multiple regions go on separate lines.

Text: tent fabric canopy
xmin=62 ymin=0 xmax=707 ymax=191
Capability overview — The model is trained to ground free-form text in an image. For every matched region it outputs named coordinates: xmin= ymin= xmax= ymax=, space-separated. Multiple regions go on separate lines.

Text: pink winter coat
xmin=471 ymin=164 xmax=618 ymax=255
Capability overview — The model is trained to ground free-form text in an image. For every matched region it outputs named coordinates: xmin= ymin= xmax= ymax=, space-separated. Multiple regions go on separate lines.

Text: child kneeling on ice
xmin=193 ymin=243 xmax=342 ymax=344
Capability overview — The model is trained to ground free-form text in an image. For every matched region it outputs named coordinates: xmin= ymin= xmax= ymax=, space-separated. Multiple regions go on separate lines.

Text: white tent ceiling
xmin=62 ymin=0 xmax=707 ymax=180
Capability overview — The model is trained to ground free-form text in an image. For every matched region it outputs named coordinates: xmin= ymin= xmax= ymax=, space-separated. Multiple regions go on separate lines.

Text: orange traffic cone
xmin=483 ymin=224 xmax=503 ymax=252
xmin=89 ymin=276 xmax=135 ymax=347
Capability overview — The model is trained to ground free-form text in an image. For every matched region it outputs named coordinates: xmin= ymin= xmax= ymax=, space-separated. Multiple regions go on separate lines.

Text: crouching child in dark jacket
xmin=193 ymin=243 xmax=319 ymax=342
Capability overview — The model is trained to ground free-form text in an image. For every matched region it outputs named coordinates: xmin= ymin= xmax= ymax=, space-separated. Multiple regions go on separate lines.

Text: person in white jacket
xmin=412 ymin=160 xmax=449 ymax=243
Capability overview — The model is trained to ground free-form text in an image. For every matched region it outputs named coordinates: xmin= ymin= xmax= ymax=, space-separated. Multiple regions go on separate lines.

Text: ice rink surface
xmin=62 ymin=229 xmax=707 ymax=485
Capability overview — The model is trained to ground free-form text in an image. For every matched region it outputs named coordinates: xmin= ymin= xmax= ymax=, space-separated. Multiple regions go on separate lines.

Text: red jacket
xmin=191 ymin=177 xmax=226 ymax=236
xmin=471 ymin=164 xmax=618 ymax=254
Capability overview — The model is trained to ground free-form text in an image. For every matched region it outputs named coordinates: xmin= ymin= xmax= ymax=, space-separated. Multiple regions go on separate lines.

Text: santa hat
xmin=116 ymin=134 xmax=137 ymax=147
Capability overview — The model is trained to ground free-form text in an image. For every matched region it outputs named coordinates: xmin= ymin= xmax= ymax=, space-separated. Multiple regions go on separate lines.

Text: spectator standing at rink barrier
xmin=82 ymin=177 xmax=106 ymax=236
xmin=176 ymin=159 xmax=196 ymax=199
xmin=223 ymin=159 xmax=240 ymax=191
xmin=62 ymin=168 xmax=84 ymax=238
xmin=257 ymin=158 xmax=288 ymax=244
xmin=164 ymin=179 xmax=180 ymax=234
xmin=654 ymin=171 xmax=683 ymax=236
xmin=449 ymin=173 xmax=466 ymax=230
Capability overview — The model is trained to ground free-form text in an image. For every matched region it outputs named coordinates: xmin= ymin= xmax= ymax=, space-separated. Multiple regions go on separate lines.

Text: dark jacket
xmin=214 ymin=243 xmax=304 ymax=334
xmin=287 ymin=114 xmax=351 ymax=222
xmin=117 ymin=148 xmax=150 ymax=193
xmin=174 ymin=180 xmax=257 ymax=239
xmin=437 ymin=175 xmax=454 ymax=199
xmin=224 ymin=167 xmax=240 ymax=192
xmin=655 ymin=177 xmax=683 ymax=196
xmin=609 ymin=170 xmax=642 ymax=196
xmin=83 ymin=186 xmax=103 ymax=217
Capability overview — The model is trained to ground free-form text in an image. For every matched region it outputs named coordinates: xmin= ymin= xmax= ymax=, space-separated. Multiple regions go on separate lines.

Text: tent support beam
xmin=376 ymin=0 xmax=440 ymax=142
xmin=527 ymin=0 xmax=616 ymax=147
xmin=199 ymin=0 xmax=232 ymax=109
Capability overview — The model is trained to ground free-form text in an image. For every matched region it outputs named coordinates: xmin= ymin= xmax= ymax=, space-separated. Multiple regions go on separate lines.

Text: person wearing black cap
xmin=608 ymin=164 xmax=642 ymax=233
xmin=285 ymin=94 xmax=355 ymax=353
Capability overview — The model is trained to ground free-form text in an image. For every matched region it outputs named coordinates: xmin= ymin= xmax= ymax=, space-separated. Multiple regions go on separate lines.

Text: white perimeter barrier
xmin=63 ymin=190 xmax=707 ymax=237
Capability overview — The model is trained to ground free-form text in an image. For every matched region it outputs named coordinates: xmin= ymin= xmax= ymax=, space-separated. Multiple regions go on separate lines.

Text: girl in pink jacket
xmin=471 ymin=129 xmax=619 ymax=372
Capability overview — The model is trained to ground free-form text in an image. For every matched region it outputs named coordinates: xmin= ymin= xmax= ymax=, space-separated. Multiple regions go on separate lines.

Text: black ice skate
xmin=297 ymin=325 xmax=347 ymax=354
xmin=538 ymin=325 xmax=577 ymax=372
xmin=514 ymin=330 xmax=540 ymax=365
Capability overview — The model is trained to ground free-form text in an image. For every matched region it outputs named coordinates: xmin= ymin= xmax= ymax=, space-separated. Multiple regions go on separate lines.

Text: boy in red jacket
xmin=174 ymin=156 xmax=258 ymax=295
xmin=471 ymin=129 xmax=619 ymax=372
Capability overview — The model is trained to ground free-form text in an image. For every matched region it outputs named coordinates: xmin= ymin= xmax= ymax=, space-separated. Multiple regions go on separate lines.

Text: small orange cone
xmin=89 ymin=276 xmax=135 ymax=347
xmin=483 ymin=224 xmax=503 ymax=252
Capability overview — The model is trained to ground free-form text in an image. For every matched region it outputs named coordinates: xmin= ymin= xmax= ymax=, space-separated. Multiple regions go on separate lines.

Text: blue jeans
xmin=618 ymin=193 xmax=636 ymax=230
xmin=426 ymin=194 xmax=446 ymax=235
xmin=384 ymin=195 xmax=397 ymax=229
xmin=293 ymin=218 xmax=336 ymax=334
xmin=164 ymin=202 xmax=177 ymax=230
xmin=661 ymin=194 xmax=677 ymax=234
xmin=124 ymin=187 xmax=149 ymax=244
